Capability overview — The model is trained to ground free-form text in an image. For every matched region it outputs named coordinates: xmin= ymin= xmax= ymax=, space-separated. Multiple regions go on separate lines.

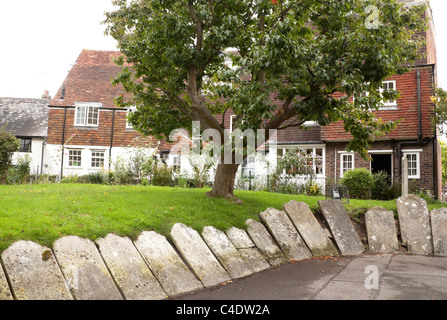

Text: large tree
xmin=104 ymin=0 xmax=425 ymax=202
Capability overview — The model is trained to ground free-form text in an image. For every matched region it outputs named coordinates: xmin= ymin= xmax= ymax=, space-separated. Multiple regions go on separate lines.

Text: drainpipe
xmin=109 ymin=109 xmax=116 ymax=171
xmin=398 ymin=69 xmax=429 ymax=177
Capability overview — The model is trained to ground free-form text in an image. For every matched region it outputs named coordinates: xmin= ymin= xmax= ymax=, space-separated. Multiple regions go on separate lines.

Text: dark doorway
xmin=371 ymin=154 xmax=392 ymax=183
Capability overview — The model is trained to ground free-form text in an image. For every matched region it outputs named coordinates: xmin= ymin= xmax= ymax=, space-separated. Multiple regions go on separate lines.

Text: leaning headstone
xmin=1 ymin=241 xmax=73 ymax=300
xmin=283 ymin=200 xmax=339 ymax=257
xmin=260 ymin=207 xmax=312 ymax=261
xmin=226 ymin=226 xmax=271 ymax=272
xmin=0 ymin=263 xmax=12 ymax=300
xmin=245 ymin=219 xmax=286 ymax=266
xmin=96 ymin=234 xmax=167 ymax=300
xmin=202 ymin=226 xmax=254 ymax=279
xmin=53 ymin=236 xmax=123 ymax=300
xmin=430 ymin=208 xmax=447 ymax=256
xmin=134 ymin=231 xmax=203 ymax=297
xmin=365 ymin=207 xmax=399 ymax=253
xmin=170 ymin=223 xmax=231 ymax=287
xmin=318 ymin=200 xmax=364 ymax=256
xmin=396 ymin=195 xmax=433 ymax=255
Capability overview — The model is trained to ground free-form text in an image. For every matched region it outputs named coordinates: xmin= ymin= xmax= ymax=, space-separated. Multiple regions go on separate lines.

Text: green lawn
xmin=0 ymin=184 xmax=445 ymax=253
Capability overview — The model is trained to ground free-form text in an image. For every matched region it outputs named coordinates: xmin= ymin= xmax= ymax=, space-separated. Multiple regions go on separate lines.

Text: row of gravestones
xmin=0 ymin=195 xmax=446 ymax=300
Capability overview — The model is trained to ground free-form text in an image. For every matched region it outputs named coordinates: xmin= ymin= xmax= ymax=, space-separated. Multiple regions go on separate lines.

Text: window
xmin=404 ymin=152 xmax=420 ymax=179
xmin=91 ymin=150 xmax=105 ymax=168
xmin=355 ymin=80 xmax=397 ymax=110
xmin=126 ymin=106 xmax=136 ymax=129
xmin=172 ymin=155 xmax=181 ymax=173
xmin=74 ymin=103 xmax=101 ymax=127
xmin=68 ymin=149 xmax=82 ymax=167
xmin=277 ymin=146 xmax=325 ymax=176
xmin=340 ymin=153 xmax=354 ymax=178
xmin=19 ymin=138 xmax=32 ymax=153
xmin=380 ymin=80 xmax=397 ymax=107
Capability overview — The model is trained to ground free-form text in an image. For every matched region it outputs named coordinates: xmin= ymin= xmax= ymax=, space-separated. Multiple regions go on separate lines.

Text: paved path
xmin=177 ymin=254 xmax=447 ymax=300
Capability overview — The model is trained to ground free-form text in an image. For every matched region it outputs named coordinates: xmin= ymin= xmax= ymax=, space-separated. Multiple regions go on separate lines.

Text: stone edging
xmin=0 ymin=195 xmax=445 ymax=300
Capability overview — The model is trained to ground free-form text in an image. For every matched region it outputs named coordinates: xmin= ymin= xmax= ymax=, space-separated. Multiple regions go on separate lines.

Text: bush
xmin=151 ymin=165 xmax=174 ymax=186
xmin=371 ymin=170 xmax=401 ymax=200
xmin=341 ymin=168 xmax=375 ymax=199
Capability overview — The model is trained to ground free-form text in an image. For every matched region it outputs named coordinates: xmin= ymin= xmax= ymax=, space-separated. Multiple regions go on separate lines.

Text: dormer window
xmin=74 ymin=102 xmax=101 ymax=127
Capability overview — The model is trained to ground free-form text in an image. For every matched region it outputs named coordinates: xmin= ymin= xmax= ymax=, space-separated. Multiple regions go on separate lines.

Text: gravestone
xmin=396 ymin=195 xmax=433 ymax=255
xmin=96 ymin=234 xmax=167 ymax=300
xmin=53 ymin=236 xmax=123 ymax=300
xmin=430 ymin=208 xmax=447 ymax=256
xmin=0 ymin=263 xmax=12 ymax=300
xmin=202 ymin=226 xmax=254 ymax=279
xmin=1 ymin=241 xmax=73 ymax=300
xmin=225 ymin=227 xmax=271 ymax=272
xmin=365 ymin=207 xmax=399 ymax=253
xmin=134 ymin=231 xmax=203 ymax=297
xmin=283 ymin=200 xmax=339 ymax=257
xmin=170 ymin=223 xmax=231 ymax=287
xmin=318 ymin=200 xmax=364 ymax=256
xmin=245 ymin=219 xmax=286 ymax=266
xmin=260 ymin=208 xmax=312 ymax=261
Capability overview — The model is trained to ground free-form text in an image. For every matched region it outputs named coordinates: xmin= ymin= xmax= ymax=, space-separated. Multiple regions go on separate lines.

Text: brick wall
xmin=325 ymin=138 xmax=439 ymax=197
xmin=321 ymin=66 xmax=436 ymax=141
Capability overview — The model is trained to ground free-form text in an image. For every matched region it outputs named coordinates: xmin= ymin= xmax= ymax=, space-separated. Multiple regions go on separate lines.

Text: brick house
xmin=45 ymin=50 xmax=179 ymax=178
xmin=320 ymin=0 xmax=442 ymax=199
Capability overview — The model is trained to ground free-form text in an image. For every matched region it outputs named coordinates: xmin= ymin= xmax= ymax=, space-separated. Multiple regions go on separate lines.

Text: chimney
xmin=42 ymin=90 xmax=51 ymax=99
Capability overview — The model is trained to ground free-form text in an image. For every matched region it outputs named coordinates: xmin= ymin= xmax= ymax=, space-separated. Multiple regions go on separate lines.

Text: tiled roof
xmin=0 ymin=97 xmax=50 ymax=137
xmin=50 ymin=49 xmax=127 ymax=108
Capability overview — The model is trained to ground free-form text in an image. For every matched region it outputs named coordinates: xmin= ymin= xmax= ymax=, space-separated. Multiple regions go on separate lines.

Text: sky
xmin=0 ymin=0 xmax=446 ymax=99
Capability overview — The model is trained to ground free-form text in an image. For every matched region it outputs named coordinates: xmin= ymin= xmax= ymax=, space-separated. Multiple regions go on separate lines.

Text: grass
xmin=0 ymin=183 xmax=446 ymax=253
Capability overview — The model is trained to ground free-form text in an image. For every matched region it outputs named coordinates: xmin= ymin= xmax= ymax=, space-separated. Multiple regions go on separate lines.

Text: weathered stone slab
xmin=1 ymin=241 xmax=73 ymax=300
xmin=53 ymin=236 xmax=122 ymax=300
xmin=170 ymin=223 xmax=231 ymax=287
xmin=0 ymin=263 xmax=12 ymax=300
xmin=202 ymin=226 xmax=253 ymax=279
xmin=245 ymin=219 xmax=286 ymax=266
xmin=396 ymin=195 xmax=433 ymax=255
xmin=430 ymin=208 xmax=447 ymax=256
xmin=283 ymin=200 xmax=339 ymax=257
xmin=260 ymin=208 xmax=312 ymax=261
xmin=365 ymin=207 xmax=399 ymax=253
xmin=226 ymin=227 xmax=270 ymax=272
xmin=318 ymin=200 xmax=364 ymax=256
xmin=96 ymin=234 xmax=167 ymax=300
xmin=134 ymin=231 xmax=203 ymax=297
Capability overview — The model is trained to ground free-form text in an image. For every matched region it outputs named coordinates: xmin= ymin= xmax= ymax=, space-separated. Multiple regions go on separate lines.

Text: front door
xmin=371 ymin=154 xmax=392 ymax=183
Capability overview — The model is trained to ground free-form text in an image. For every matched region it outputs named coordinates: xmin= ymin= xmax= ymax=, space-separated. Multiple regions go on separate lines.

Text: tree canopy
xmin=104 ymin=0 xmax=426 ymax=200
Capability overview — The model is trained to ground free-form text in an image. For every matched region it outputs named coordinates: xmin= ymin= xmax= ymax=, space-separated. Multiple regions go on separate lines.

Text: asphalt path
xmin=177 ymin=253 xmax=447 ymax=301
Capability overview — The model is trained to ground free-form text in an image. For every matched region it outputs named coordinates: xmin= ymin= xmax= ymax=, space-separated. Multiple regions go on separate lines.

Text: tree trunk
xmin=206 ymin=162 xmax=242 ymax=204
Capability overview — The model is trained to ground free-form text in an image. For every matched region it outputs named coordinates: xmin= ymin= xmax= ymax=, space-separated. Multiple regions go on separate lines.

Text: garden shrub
xmin=341 ymin=168 xmax=375 ymax=199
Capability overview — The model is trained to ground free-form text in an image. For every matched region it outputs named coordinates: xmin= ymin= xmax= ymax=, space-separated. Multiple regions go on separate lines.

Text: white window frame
xmin=340 ymin=152 xmax=355 ymax=178
xmin=91 ymin=150 xmax=106 ymax=169
xmin=277 ymin=145 xmax=325 ymax=176
xmin=355 ymin=80 xmax=398 ymax=110
xmin=68 ymin=149 xmax=83 ymax=168
xmin=379 ymin=80 xmax=397 ymax=109
xmin=74 ymin=102 xmax=101 ymax=127
xmin=403 ymin=150 xmax=421 ymax=180
xmin=126 ymin=106 xmax=136 ymax=129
